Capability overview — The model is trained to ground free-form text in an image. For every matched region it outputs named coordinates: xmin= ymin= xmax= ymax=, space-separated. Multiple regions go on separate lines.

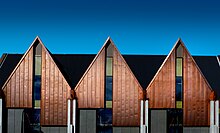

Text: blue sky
xmin=0 ymin=0 xmax=219 ymax=56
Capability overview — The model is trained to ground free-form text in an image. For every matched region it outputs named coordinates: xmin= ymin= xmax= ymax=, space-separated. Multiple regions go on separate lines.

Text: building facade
xmin=0 ymin=36 xmax=220 ymax=133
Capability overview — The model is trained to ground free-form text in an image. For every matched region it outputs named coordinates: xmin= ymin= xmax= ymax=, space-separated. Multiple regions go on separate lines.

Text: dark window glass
xmin=34 ymin=43 xmax=41 ymax=109
xmin=106 ymin=77 xmax=112 ymax=101
xmin=34 ymin=75 xmax=41 ymax=108
xmin=34 ymin=76 xmax=41 ymax=100
xmin=167 ymin=109 xmax=183 ymax=133
xmin=23 ymin=109 xmax=41 ymax=132
xmin=176 ymin=76 xmax=182 ymax=101
xmin=97 ymin=127 xmax=112 ymax=133
xmin=97 ymin=109 xmax=112 ymax=126
xmin=97 ymin=109 xmax=113 ymax=132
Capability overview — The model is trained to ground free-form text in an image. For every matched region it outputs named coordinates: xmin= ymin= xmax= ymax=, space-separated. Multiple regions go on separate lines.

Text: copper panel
xmin=41 ymin=48 xmax=71 ymax=126
xmin=58 ymin=71 xmax=64 ymax=125
xmin=11 ymin=74 xmax=15 ymax=107
xmin=41 ymin=49 xmax=46 ymax=124
xmin=183 ymin=49 xmax=211 ymax=126
xmin=53 ymin=67 xmax=59 ymax=124
xmin=113 ymin=47 xmax=143 ymax=126
xmin=49 ymin=60 xmax=54 ymax=124
xmin=28 ymin=50 xmax=33 ymax=107
xmin=15 ymin=67 xmax=20 ymax=107
xmin=24 ymin=54 xmax=29 ymax=107
xmin=3 ymin=47 xmax=33 ymax=108
xmin=75 ymin=49 xmax=105 ymax=108
xmin=146 ymin=51 xmax=176 ymax=108
xmin=19 ymin=61 xmax=24 ymax=107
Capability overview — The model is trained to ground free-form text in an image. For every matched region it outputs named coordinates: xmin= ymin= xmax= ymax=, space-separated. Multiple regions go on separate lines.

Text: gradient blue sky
xmin=0 ymin=0 xmax=219 ymax=56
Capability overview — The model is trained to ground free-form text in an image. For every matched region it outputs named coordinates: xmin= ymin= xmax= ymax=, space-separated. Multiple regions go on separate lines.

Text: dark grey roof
xmin=52 ymin=54 xmax=95 ymax=88
xmin=123 ymin=55 xmax=166 ymax=89
xmin=193 ymin=56 xmax=220 ymax=99
xmin=0 ymin=54 xmax=165 ymax=89
xmin=53 ymin=54 xmax=166 ymax=89
xmin=0 ymin=54 xmax=23 ymax=88
xmin=1 ymin=54 xmax=220 ymax=99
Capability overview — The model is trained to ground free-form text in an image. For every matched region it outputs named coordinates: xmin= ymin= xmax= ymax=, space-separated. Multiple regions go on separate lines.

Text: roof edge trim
xmin=74 ymin=37 xmax=110 ymax=90
xmin=146 ymin=38 xmax=180 ymax=90
xmin=2 ymin=36 xmax=40 ymax=89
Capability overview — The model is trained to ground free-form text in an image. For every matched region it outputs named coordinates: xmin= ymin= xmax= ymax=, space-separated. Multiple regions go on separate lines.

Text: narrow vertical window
xmin=24 ymin=43 xmax=42 ymax=132
xmin=33 ymin=43 xmax=41 ymax=128
xmin=97 ymin=43 xmax=113 ymax=133
xmin=168 ymin=44 xmax=183 ymax=132
xmin=105 ymin=44 xmax=113 ymax=108
xmin=176 ymin=44 xmax=183 ymax=108
xmin=34 ymin=43 xmax=42 ymax=109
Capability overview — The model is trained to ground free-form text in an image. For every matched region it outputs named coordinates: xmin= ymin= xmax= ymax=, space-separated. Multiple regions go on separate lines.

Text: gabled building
xmin=0 ymin=36 xmax=220 ymax=133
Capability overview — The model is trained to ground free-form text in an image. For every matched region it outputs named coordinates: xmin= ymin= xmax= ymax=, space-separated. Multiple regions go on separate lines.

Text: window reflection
xmin=106 ymin=77 xmax=112 ymax=101
xmin=97 ymin=109 xmax=112 ymax=133
xmin=176 ymin=77 xmax=182 ymax=101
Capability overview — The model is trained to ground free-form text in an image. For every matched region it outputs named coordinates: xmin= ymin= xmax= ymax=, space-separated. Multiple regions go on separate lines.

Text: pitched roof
xmin=218 ymin=55 xmax=220 ymax=66
xmin=0 ymin=54 xmax=23 ymax=88
xmin=123 ymin=55 xmax=166 ymax=89
xmin=53 ymin=54 xmax=166 ymax=89
xmin=193 ymin=56 xmax=220 ymax=99
xmin=52 ymin=54 xmax=95 ymax=88
xmin=1 ymin=54 xmax=220 ymax=98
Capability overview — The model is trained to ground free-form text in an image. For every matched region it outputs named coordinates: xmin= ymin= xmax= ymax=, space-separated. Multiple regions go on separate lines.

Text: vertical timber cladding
xmin=112 ymin=44 xmax=143 ymax=126
xmin=183 ymin=47 xmax=212 ymax=126
xmin=75 ymin=48 xmax=105 ymax=108
xmin=41 ymin=44 xmax=71 ymax=125
xmin=3 ymin=47 xmax=33 ymax=108
xmin=146 ymin=50 xmax=176 ymax=108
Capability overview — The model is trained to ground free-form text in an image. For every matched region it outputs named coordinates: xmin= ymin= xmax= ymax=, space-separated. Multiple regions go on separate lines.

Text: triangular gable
xmin=180 ymin=39 xmax=212 ymax=126
xmin=178 ymin=39 xmax=213 ymax=91
xmin=146 ymin=38 xmax=213 ymax=126
xmin=74 ymin=37 xmax=143 ymax=126
xmin=2 ymin=36 xmax=71 ymax=125
xmin=110 ymin=38 xmax=143 ymax=126
xmin=37 ymin=37 xmax=71 ymax=126
xmin=146 ymin=39 xmax=213 ymax=107
xmin=146 ymin=39 xmax=178 ymax=108
xmin=110 ymin=38 xmax=144 ymax=97
xmin=74 ymin=38 xmax=107 ymax=108
xmin=2 ymin=37 xmax=36 ymax=108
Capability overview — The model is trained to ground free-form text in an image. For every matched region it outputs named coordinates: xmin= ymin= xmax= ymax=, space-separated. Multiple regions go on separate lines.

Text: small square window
xmin=106 ymin=101 xmax=112 ymax=108
xmin=176 ymin=101 xmax=182 ymax=109
xmin=34 ymin=100 xmax=40 ymax=109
